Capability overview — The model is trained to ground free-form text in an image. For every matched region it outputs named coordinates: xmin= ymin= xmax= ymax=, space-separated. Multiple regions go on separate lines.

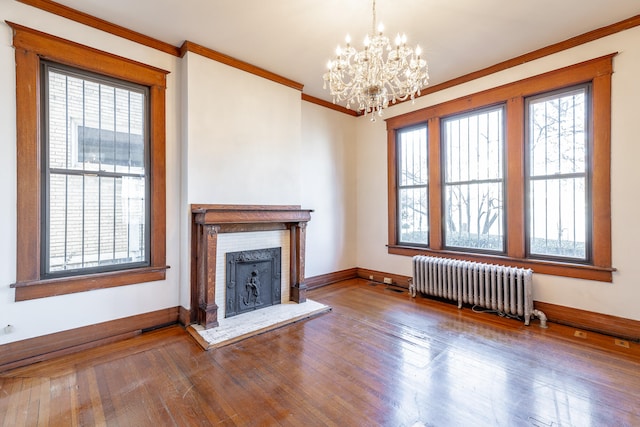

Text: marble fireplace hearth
xmin=188 ymin=299 xmax=331 ymax=350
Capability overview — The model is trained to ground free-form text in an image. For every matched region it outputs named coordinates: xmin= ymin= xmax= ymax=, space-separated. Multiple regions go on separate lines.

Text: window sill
xmin=387 ymin=245 xmax=614 ymax=282
xmin=11 ymin=266 xmax=169 ymax=301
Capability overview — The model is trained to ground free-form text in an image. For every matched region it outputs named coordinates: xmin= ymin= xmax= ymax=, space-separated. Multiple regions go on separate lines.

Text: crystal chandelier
xmin=323 ymin=0 xmax=429 ymax=121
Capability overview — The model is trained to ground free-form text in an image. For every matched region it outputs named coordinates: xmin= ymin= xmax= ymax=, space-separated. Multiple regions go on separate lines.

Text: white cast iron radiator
xmin=411 ymin=256 xmax=547 ymax=327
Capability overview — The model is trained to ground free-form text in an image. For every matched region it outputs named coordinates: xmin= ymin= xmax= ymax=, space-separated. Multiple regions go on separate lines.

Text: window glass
xmin=397 ymin=125 xmax=429 ymax=245
xmin=44 ymin=63 xmax=149 ymax=276
xmin=443 ymin=106 xmax=505 ymax=252
xmin=526 ymin=86 xmax=589 ymax=260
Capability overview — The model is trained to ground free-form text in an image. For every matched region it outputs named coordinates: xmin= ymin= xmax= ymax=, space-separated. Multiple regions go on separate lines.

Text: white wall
xmin=356 ymin=26 xmax=640 ymax=321
xmin=0 ymin=0 xmax=183 ymax=344
xmin=301 ymin=102 xmax=357 ymax=277
xmin=183 ymin=52 xmax=302 ymax=206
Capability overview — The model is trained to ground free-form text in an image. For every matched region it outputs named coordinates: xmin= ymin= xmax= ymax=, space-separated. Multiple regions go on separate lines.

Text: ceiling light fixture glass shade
xmin=323 ymin=0 xmax=429 ymax=121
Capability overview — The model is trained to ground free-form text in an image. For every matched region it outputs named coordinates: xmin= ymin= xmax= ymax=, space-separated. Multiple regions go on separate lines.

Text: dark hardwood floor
xmin=1 ymin=279 xmax=639 ymax=426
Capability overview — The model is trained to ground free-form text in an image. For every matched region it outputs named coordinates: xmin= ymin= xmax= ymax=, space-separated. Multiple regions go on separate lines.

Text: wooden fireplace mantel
xmin=190 ymin=205 xmax=313 ymax=329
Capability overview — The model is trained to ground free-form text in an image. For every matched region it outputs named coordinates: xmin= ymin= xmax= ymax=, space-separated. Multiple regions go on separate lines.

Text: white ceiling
xmin=53 ymin=0 xmax=640 ymax=104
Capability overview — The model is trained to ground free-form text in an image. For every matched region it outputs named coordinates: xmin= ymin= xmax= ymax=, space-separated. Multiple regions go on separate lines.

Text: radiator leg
xmin=532 ymin=309 xmax=548 ymax=328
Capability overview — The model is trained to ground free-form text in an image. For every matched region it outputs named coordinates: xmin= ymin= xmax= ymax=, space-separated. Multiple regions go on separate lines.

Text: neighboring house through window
xmin=43 ymin=62 xmax=149 ymax=277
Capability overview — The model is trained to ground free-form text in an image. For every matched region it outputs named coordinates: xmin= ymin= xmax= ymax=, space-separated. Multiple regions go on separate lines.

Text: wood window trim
xmin=387 ymin=54 xmax=615 ymax=282
xmin=8 ymin=22 xmax=169 ymax=301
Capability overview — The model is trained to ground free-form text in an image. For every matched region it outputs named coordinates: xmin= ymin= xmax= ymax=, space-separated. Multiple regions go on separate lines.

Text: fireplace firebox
xmin=225 ymin=247 xmax=281 ymax=318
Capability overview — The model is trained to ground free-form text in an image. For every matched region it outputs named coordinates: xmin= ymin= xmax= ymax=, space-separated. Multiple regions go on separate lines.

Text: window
xmin=397 ymin=124 xmax=429 ymax=245
xmin=526 ymin=85 xmax=590 ymax=261
xmin=443 ymin=106 xmax=505 ymax=252
xmin=10 ymin=23 xmax=168 ymax=300
xmin=43 ymin=63 xmax=150 ymax=276
xmin=386 ymin=55 xmax=613 ymax=282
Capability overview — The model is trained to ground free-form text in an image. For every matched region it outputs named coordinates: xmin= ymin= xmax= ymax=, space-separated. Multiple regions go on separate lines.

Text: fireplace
xmin=225 ymin=247 xmax=281 ymax=318
xmin=190 ymin=205 xmax=312 ymax=329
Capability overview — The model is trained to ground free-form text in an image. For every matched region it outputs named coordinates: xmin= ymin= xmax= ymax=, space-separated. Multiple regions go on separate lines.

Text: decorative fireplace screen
xmin=225 ymin=247 xmax=282 ymax=318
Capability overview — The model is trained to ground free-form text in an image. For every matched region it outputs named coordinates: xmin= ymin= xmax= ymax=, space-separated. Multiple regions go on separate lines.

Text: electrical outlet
xmin=615 ymin=339 xmax=630 ymax=348
xmin=369 ymin=275 xmax=374 ymax=280
xmin=574 ymin=330 xmax=587 ymax=339
xmin=383 ymin=277 xmax=393 ymax=284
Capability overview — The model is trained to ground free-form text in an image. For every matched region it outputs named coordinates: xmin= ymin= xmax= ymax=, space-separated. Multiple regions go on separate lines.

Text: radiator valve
xmin=532 ymin=309 xmax=548 ymax=328
xmin=408 ymin=278 xmax=417 ymax=298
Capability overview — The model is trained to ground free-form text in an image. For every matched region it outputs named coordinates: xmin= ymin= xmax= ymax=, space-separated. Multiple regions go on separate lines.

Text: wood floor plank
xmin=35 ymin=377 xmax=50 ymax=427
xmin=0 ymin=378 xmax=24 ymax=426
xmin=1 ymin=279 xmax=639 ymax=426
xmin=154 ymin=346 xmax=230 ymax=426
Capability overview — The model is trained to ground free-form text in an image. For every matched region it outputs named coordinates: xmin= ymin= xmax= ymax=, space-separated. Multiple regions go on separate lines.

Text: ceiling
xmin=52 ymin=0 xmax=640 ymax=104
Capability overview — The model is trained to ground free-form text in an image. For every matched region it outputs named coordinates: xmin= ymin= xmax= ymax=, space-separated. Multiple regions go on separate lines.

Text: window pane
xmin=445 ymin=109 xmax=503 ymax=183
xmin=443 ymin=107 xmax=504 ymax=252
xmin=445 ymin=182 xmax=504 ymax=251
xmin=397 ymin=125 xmax=428 ymax=245
xmin=529 ymin=178 xmax=586 ymax=259
xmin=120 ymin=176 xmax=147 ymax=263
xmin=47 ymin=70 xmax=146 ymax=174
xmin=399 ymin=126 xmax=428 ymax=186
xmin=48 ymin=174 xmax=69 ymax=271
xmin=529 ymin=89 xmax=586 ymax=177
xmin=527 ymin=86 xmax=589 ymax=261
xmin=45 ymin=63 xmax=148 ymax=275
xmin=399 ymin=187 xmax=428 ymax=244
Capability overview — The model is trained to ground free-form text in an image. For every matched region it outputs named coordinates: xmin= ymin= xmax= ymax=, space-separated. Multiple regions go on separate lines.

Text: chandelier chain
xmin=372 ymin=0 xmax=376 ymax=34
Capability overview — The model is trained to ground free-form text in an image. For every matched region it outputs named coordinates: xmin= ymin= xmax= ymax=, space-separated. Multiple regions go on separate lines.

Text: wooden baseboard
xmin=178 ymin=306 xmax=191 ymax=326
xmin=0 ymin=307 xmax=179 ymax=373
xmin=533 ymin=301 xmax=640 ymax=342
xmin=2 ymin=270 xmax=637 ymax=372
xmin=356 ymin=268 xmax=412 ymax=288
xmin=305 ymin=268 xmax=358 ymax=289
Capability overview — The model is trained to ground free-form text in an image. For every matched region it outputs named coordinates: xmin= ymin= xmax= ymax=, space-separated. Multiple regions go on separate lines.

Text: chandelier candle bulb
xmin=322 ymin=0 xmax=429 ymax=121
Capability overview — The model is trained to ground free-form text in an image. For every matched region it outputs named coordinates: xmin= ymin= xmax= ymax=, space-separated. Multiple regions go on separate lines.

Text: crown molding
xmin=14 ymin=1 xmax=640 ymax=117
xmin=16 ymin=0 xmax=181 ymax=56
xmin=301 ymin=93 xmax=360 ymax=116
xmin=179 ymin=40 xmax=303 ymax=92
